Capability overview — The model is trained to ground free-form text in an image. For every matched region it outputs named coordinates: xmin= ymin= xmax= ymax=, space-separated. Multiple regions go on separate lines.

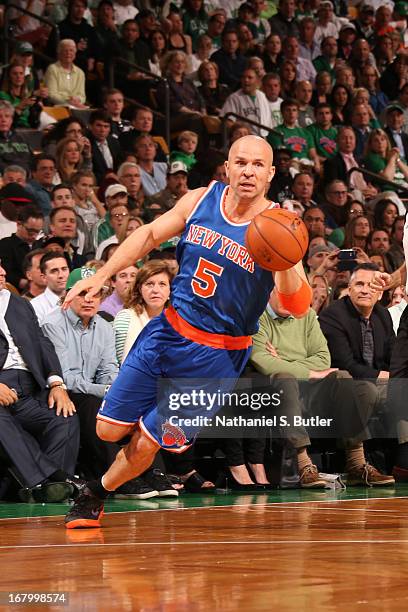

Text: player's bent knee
xmin=96 ymin=421 xmax=134 ymax=442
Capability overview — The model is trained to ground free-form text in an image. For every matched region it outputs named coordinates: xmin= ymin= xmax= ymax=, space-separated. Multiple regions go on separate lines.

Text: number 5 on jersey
xmin=191 ymin=257 xmax=224 ymax=298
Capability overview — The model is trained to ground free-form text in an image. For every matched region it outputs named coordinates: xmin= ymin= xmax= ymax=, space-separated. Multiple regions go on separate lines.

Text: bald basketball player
xmin=64 ymin=136 xmax=312 ymax=528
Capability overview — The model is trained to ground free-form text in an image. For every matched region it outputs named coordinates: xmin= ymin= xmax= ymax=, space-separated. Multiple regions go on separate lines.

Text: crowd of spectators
xmin=1 ymin=0 xmax=408 ymax=500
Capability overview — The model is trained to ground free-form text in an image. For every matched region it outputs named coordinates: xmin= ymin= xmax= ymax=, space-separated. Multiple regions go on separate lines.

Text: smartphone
xmin=337 ymin=249 xmax=357 ymax=272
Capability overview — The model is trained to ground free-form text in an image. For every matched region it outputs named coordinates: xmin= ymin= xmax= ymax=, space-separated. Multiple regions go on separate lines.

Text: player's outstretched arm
xmin=273 ymin=261 xmax=312 ymax=318
xmin=63 ymin=187 xmax=207 ymax=309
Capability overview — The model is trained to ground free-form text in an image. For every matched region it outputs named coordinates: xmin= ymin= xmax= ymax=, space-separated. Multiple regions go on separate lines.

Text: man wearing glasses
xmin=0 ymin=205 xmax=43 ymax=292
xmin=95 ymin=203 xmax=130 ymax=260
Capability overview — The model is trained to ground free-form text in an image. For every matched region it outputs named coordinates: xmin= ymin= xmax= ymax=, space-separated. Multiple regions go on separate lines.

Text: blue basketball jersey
xmin=171 ymin=181 xmax=275 ymax=336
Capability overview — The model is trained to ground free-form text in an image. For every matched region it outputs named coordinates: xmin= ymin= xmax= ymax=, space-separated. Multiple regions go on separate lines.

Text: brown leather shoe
xmin=347 ymin=464 xmax=395 ymax=487
xmin=392 ymin=465 xmax=408 ymax=482
xmin=299 ymin=465 xmax=327 ymax=488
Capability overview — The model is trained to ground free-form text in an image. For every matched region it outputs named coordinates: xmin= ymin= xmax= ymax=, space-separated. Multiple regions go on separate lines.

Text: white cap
xmin=168 ymin=161 xmax=188 ymax=175
xmin=105 ymin=183 xmax=128 ymax=199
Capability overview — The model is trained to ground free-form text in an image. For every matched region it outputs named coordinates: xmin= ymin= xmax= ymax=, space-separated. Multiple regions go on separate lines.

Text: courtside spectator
xmin=42 ymin=267 xmax=120 ymax=481
xmin=0 ymin=261 xmax=80 ymax=502
xmin=31 ymin=252 xmax=70 ymax=324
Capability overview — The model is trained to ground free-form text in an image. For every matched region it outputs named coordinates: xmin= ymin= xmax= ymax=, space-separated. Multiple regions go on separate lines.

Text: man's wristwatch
xmin=50 ymin=382 xmax=67 ymax=390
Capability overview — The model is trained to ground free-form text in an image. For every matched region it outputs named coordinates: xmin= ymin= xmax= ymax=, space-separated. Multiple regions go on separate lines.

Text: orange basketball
xmin=245 ymin=208 xmax=309 ymax=271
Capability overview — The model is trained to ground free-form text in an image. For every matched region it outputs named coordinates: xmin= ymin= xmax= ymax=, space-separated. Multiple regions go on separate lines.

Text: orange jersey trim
xmin=164 ymin=306 xmax=252 ymax=350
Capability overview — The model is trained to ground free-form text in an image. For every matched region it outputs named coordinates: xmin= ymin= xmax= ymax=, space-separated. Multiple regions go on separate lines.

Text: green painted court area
xmin=1 ymin=485 xmax=407 ymax=520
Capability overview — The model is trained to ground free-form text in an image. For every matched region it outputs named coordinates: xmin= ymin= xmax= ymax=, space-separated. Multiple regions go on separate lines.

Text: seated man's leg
xmin=0 ymin=405 xmax=61 ymax=489
xmin=271 ymin=373 xmax=326 ymax=488
xmin=14 ymin=395 xmax=80 ymax=475
xmin=309 ymin=371 xmax=394 ymax=485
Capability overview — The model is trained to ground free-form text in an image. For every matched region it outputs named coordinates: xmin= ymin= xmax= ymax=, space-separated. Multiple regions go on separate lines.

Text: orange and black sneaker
xmin=65 ymin=487 xmax=104 ymax=529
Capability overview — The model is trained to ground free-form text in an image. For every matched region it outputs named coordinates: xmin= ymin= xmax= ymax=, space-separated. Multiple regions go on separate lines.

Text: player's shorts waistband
xmin=164 ymin=306 xmax=252 ymax=350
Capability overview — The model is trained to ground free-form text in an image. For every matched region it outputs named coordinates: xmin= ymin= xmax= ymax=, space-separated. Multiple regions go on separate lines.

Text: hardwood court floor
xmin=1 ymin=487 xmax=408 ymax=611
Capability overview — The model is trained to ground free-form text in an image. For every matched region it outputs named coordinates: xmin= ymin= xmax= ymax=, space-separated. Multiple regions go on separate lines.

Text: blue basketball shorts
xmin=97 ymin=311 xmax=251 ymax=452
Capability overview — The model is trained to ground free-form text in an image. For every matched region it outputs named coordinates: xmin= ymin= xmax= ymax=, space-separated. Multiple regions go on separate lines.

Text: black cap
xmin=0 ymin=183 xmax=38 ymax=205
xmin=40 ymin=236 xmax=66 ymax=250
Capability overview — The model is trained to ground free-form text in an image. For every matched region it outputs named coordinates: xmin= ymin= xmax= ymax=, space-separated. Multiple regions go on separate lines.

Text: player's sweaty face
xmin=226 ymin=138 xmax=274 ymax=199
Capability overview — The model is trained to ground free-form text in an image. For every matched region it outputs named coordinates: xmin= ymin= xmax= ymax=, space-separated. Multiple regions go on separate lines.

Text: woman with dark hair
xmin=167 ymin=10 xmax=192 ymax=55
xmin=373 ymin=34 xmax=394 ymax=74
xmin=42 ymin=117 xmax=92 ymax=168
xmin=329 ymin=83 xmax=352 ymax=126
xmin=261 ymin=34 xmax=283 ymax=73
xmin=148 ymin=29 xmax=168 ymax=75
xmin=197 ymin=60 xmax=230 ymax=116
xmin=0 ymin=62 xmax=43 ymax=128
xmin=279 ymin=59 xmax=297 ymax=99
xmin=373 ymin=198 xmax=399 ymax=234
xmin=343 ymin=215 xmax=372 ymax=251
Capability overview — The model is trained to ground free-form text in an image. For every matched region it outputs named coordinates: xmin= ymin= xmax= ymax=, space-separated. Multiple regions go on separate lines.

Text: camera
xmin=337 ymin=249 xmax=357 ymax=272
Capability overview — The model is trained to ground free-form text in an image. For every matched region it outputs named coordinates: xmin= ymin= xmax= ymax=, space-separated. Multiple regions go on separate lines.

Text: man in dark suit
xmin=319 ymin=263 xmax=394 ymax=379
xmin=319 ymin=263 xmax=398 ymax=485
xmin=0 ymin=205 xmax=43 ymax=292
xmin=384 ymin=104 xmax=408 ymax=161
xmin=211 ymin=29 xmax=248 ymax=91
xmin=87 ymin=110 xmax=122 ymax=184
xmin=0 ymin=263 xmax=81 ymax=502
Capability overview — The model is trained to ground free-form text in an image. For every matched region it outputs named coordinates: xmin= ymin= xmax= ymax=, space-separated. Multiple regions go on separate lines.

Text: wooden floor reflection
xmin=1 ymin=494 xmax=408 ymax=611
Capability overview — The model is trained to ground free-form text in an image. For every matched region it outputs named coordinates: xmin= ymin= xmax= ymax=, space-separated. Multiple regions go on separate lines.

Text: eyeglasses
xmin=111 ymin=212 xmax=129 ymax=219
xmin=350 ymin=209 xmax=363 ymax=215
xmin=22 ymin=225 xmax=40 ymax=235
xmin=329 ymin=191 xmax=348 ymax=196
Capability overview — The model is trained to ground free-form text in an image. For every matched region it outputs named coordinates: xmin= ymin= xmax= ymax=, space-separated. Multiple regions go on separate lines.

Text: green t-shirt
xmin=312 ymin=56 xmax=336 ymax=81
xmin=363 ymin=151 xmax=406 ymax=189
xmin=307 ymin=124 xmax=338 ymax=159
xmin=363 ymin=152 xmax=386 ymax=174
xmin=268 ymin=125 xmax=314 ymax=159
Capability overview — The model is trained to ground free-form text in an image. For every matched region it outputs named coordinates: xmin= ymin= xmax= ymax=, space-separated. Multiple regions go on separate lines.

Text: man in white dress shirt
xmin=31 ymin=252 xmax=70 ymax=324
